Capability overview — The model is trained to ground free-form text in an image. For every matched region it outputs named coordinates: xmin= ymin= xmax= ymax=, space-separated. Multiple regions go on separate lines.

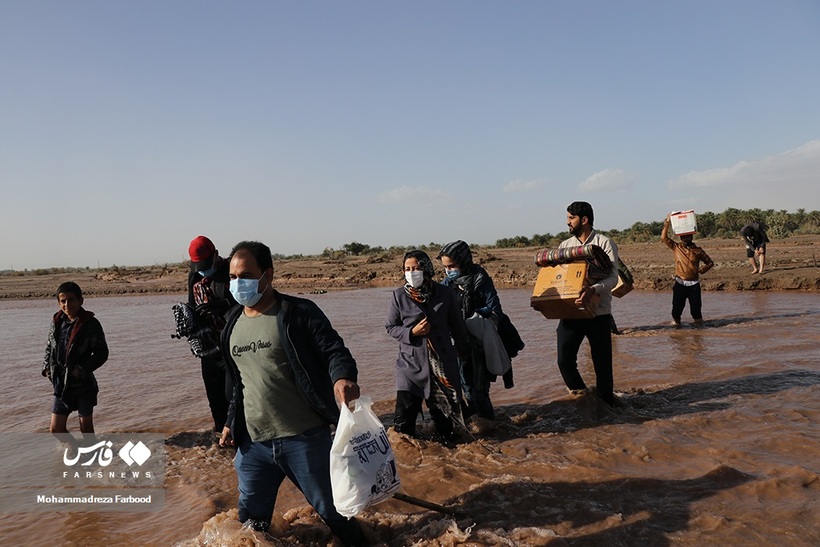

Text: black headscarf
xmin=437 ymin=240 xmax=474 ymax=271
xmin=438 ymin=240 xmax=492 ymax=318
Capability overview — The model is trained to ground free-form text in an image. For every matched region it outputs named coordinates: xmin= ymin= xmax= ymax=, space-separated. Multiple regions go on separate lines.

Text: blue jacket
xmin=220 ymin=290 xmax=358 ymax=443
xmin=441 ymin=264 xmax=502 ymax=320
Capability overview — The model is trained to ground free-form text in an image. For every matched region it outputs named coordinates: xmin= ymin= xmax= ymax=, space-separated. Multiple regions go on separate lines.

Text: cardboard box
xmin=611 ymin=274 xmax=633 ymax=298
xmin=670 ymin=210 xmax=697 ymax=235
xmin=530 ymin=262 xmax=599 ymax=319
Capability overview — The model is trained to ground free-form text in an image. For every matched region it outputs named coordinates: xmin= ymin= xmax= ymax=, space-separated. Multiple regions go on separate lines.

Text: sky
xmin=2 ymin=1 xmax=819 ymax=270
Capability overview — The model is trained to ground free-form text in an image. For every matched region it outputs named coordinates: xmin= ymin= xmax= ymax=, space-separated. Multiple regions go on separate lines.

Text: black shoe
xmin=460 ymin=401 xmax=475 ymax=421
xmin=433 ymin=431 xmax=458 ymax=448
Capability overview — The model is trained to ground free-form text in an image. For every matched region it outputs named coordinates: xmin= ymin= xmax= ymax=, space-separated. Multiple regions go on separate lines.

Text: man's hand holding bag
xmin=330 ymin=396 xmax=401 ymax=517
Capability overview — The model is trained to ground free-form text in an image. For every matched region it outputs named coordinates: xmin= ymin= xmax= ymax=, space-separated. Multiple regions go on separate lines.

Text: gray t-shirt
xmin=230 ymin=304 xmax=325 ymax=441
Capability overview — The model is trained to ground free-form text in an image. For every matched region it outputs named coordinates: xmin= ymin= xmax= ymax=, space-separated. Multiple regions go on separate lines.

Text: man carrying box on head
xmin=662 ymin=213 xmax=714 ymax=327
xmin=555 ymin=201 xmax=620 ymax=406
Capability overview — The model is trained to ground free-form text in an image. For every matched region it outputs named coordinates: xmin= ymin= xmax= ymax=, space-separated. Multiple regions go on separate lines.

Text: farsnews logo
xmin=0 ymin=432 xmax=165 ymax=511
xmin=63 ymin=440 xmax=113 ymax=466
xmin=119 ymin=441 xmax=152 ymax=466
xmin=62 ymin=439 xmax=152 ymax=467
xmin=58 ymin=436 xmax=160 ymax=482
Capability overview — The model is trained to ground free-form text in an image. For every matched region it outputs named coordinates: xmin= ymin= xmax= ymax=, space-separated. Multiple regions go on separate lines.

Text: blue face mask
xmin=229 ymin=275 xmax=267 ymax=307
xmin=445 ymin=269 xmax=460 ymax=279
xmin=198 ymin=265 xmax=217 ymax=278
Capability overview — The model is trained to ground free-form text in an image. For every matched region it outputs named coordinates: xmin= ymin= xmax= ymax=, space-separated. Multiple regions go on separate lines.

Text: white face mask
xmin=404 ymin=270 xmax=425 ymax=288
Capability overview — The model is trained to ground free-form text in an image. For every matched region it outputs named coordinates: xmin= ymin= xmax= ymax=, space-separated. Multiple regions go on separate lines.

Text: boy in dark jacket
xmin=42 ymin=282 xmax=109 ymax=434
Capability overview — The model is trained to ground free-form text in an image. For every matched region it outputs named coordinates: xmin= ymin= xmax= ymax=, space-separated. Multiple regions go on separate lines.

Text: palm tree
xmin=716 ymin=208 xmax=744 ymax=234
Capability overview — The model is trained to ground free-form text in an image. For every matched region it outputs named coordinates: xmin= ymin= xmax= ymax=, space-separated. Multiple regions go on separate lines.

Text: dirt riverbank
xmin=2 ymin=235 xmax=818 ymax=300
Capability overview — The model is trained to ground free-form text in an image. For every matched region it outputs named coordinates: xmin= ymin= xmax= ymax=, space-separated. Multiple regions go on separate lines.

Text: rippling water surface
xmin=1 ymin=288 xmax=818 ymax=545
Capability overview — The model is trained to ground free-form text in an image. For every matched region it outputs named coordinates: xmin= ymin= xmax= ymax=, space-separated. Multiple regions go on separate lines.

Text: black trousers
xmin=200 ymin=355 xmax=230 ymax=431
xmin=459 ymin=350 xmax=495 ymax=420
xmin=556 ymin=314 xmax=614 ymax=405
xmin=394 ymin=390 xmax=453 ymax=438
xmin=672 ymin=281 xmax=703 ymax=321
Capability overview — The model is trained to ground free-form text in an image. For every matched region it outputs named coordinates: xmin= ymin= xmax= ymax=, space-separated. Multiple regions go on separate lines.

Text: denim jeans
xmin=234 ymin=424 xmax=364 ymax=545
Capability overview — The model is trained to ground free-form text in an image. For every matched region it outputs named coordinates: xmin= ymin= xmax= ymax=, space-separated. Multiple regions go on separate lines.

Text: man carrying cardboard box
xmin=555 ymin=201 xmax=620 ymax=407
xmin=662 ymin=214 xmax=714 ymax=326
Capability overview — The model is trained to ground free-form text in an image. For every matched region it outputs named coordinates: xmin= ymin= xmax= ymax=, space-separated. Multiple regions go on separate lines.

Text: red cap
xmin=188 ymin=236 xmax=216 ymax=269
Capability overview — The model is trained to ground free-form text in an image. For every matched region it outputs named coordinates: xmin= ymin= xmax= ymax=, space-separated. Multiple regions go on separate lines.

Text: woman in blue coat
xmin=385 ymin=250 xmax=468 ymax=439
xmin=439 ymin=240 xmax=504 ymax=420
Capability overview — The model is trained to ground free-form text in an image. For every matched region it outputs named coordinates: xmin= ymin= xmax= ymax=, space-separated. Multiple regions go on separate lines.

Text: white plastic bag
xmin=465 ymin=313 xmax=512 ymax=376
xmin=330 ymin=396 xmax=401 ymax=517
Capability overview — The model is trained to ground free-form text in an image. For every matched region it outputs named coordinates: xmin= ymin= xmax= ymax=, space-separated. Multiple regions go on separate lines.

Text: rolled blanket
xmin=534 ymin=244 xmax=613 ymax=279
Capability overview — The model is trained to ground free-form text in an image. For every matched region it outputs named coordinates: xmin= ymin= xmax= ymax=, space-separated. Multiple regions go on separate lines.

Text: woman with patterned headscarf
xmin=438 ymin=240 xmax=504 ymax=420
xmin=385 ymin=250 xmax=469 ymax=440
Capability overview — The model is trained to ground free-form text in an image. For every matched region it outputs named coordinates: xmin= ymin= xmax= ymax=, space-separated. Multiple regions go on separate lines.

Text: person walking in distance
xmin=740 ymin=222 xmax=769 ymax=274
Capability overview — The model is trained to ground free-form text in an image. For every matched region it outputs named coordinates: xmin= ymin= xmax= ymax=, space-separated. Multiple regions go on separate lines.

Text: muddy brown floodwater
xmin=1 ymin=287 xmax=818 ymax=546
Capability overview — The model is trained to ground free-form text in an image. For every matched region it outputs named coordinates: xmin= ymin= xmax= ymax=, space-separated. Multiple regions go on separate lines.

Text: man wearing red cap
xmin=188 ymin=235 xmax=237 ymax=432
